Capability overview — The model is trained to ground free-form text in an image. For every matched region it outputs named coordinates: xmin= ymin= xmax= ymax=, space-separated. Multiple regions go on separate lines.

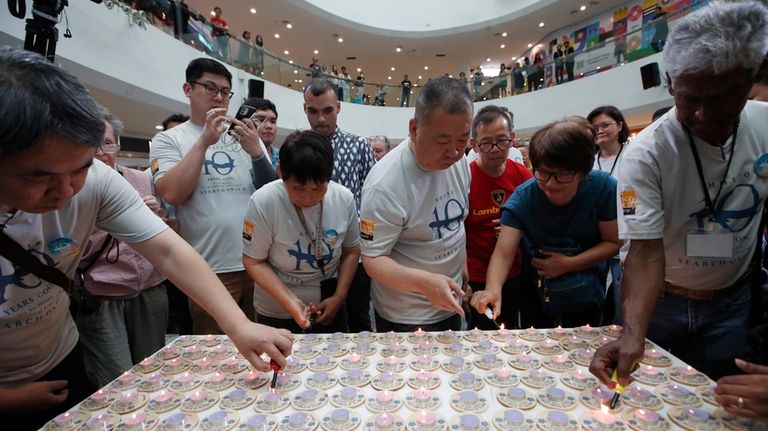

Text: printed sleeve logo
xmin=243 ymin=220 xmax=254 ymax=241
xmin=621 ymin=189 xmax=637 ymax=216
xmin=360 ymin=219 xmax=375 ymax=241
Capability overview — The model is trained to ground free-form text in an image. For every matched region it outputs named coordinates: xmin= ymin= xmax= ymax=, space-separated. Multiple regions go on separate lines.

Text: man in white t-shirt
xmin=361 ymin=77 xmax=472 ymax=331
xmin=150 ymin=58 xmax=277 ymax=334
xmin=0 ymin=47 xmax=292 ymax=430
xmin=590 ymin=1 xmax=768 ymax=397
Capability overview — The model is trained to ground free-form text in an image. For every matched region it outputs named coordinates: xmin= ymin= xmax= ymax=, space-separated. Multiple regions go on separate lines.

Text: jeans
xmin=609 ymin=257 xmax=623 ymax=324
xmin=215 ymin=35 xmax=229 ymax=61
xmin=189 ymin=271 xmax=254 ymax=334
xmin=345 ymin=263 xmax=372 ymax=332
xmin=646 ymin=282 xmax=750 ymax=380
xmin=401 ymin=92 xmax=411 ymax=107
xmin=75 ymin=283 xmax=168 ymax=387
xmin=374 ymin=311 xmax=462 ymax=332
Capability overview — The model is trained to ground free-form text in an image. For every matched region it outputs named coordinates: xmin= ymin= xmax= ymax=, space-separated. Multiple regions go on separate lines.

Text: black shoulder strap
xmin=0 ymin=231 xmax=73 ymax=292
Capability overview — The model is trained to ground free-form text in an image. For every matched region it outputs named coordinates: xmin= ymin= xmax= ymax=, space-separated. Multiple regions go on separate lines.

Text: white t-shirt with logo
xmin=617 ymin=101 xmax=768 ymax=290
xmin=242 ymin=180 xmax=360 ymax=319
xmin=0 ymin=161 xmax=167 ymax=384
xmin=361 ymin=139 xmax=470 ymax=325
xmin=151 ymin=121 xmax=256 ymax=273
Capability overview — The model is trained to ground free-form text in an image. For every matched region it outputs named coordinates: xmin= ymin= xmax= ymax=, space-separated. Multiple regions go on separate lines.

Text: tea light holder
xmin=501 ymin=339 xmax=531 ymax=355
xmin=497 ymin=387 xmax=537 ymax=410
xmin=537 ymin=387 xmax=578 ymax=410
xmin=519 ymin=326 xmax=546 ymax=342
xmin=601 ymin=324 xmax=623 ymax=338
xmin=331 ymin=386 xmax=366 ymax=408
xmin=484 ymin=367 xmax=519 ymax=388
xmin=450 ymin=371 xmax=484 ymax=391
xmin=547 ymin=325 xmax=570 ymax=340
xmin=365 ymin=390 xmax=404 ymax=414
xmin=464 ymin=327 xmax=490 ymax=342
xmin=441 ymin=356 xmax=472 ymax=374
xmin=449 ymin=390 xmax=488 ymax=413
xmin=404 ymin=388 xmax=441 ymax=411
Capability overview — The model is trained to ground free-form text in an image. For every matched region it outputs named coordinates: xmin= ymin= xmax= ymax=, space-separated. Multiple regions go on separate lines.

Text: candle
xmin=547 ymin=411 xmax=568 ymax=426
xmin=417 ymin=354 xmax=431 ymax=365
xmin=525 ymin=326 xmax=538 ymax=335
xmin=140 ymin=357 xmax=155 ymax=366
xmin=544 ymin=339 xmax=557 ymax=347
xmin=356 ymin=341 xmax=369 ymax=351
xmin=642 ymin=365 xmax=659 ymax=376
xmin=154 ymin=390 xmax=172 ymax=403
xmin=417 ymin=411 xmax=436 ymax=426
xmin=445 ymin=329 xmax=456 ymax=339
xmin=683 ymin=408 xmax=709 ymax=422
xmin=382 ymin=372 xmax=395 ymax=382
xmin=635 ymin=409 xmax=659 ymax=423
xmin=124 ymin=413 xmax=144 ymax=426
xmin=460 ymin=392 xmax=478 ymax=403
xmin=593 ymin=405 xmax=616 ymax=426
xmin=118 ymin=372 xmax=135 ymax=382
xmin=176 ymin=372 xmax=193 ymax=383
xmin=300 ymin=389 xmax=318 ymax=400
xmin=670 ymin=384 xmax=691 ymax=396
xmin=546 ymin=387 xmax=565 ymax=401
xmin=629 ymin=387 xmax=651 ymax=400
xmin=572 ymin=369 xmax=588 ymax=380
xmin=415 ymin=328 xmax=426 ymax=338
xmin=209 ymin=372 xmax=226 ymax=383
xmin=609 ymin=324 xmax=622 ymax=332
xmin=228 ymin=389 xmax=246 ymax=400
xmin=348 ymin=353 xmax=362 ymax=362
xmin=553 ymin=355 xmax=567 ymax=363
xmin=646 ymin=349 xmax=661 ymax=359
xmin=459 ymin=414 xmax=480 ymax=429
xmin=376 ymin=413 xmax=394 ymax=428
xmin=449 ymin=342 xmax=463 ymax=353
xmin=504 ymin=410 xmax=524 ymax=425
xmin=415 ymin=371 xmax=431 ymax=384
xmin=518 ymin=353 xmax=532 ymax=363
xmin=348 ymin=369 xmax=362 ymax=381
xmin=313 ymin=372 xmax=328 ymax=383
xmin=681 ymin=366 xmax=698 ymax=376
xmin=289 ymin=413 xmax=308 ymax=426
xmin=384 ymin=331 xmax=397 ymax=340
xmin=332 ymin=409 xmax=349 ymax=424
xmin=359 ymin=330 xmax=372 ymax=338
xmin=264 ymin=391 xmax=280 ymax=404
xmin=86 ymin=414 xmax=109 ymax=428
xmin=507 ymin=388 xmax=525 ymax=401
xmin=121 ymin=391 xmax=137 ymax=402
xmin=245 ymin=371 xmax=259 ymax=382
xmin=580 ymin=324 xmax=594 ymax=333
xmin=529 ymin=369 xmax=547 ymax=379
xmin=317 ymin=355 xmax=330 ymax=365
xmin=510 ymin=339 xmax=525 ymax=348
xmin=498 ymin=323 xmax=509 ymax=335
xmin=377 ymin=390 xmax=393 ymax=403
xmin=449 ymin=357 xmax=464 ymax=367
xmin=481 ymin=353 xmax=497 ymax=365
xmin=495 ymin=368 xmax=511 ymax=379
xmin=91 ymin=389 xmax=108 ymax=401
xmin=190 ymin=390 xmax=207 ymax=401
xmin=188 ymin=344 xmax=201 ymax=352
xmin=207 ymin=411 xmax=227 ymax=424
xmin=277 ymin=373 xmax=290 ymax=385
xmin=459 ymin=372 xmax=474 ymax=383
xmin=554 ymin=325 xmax=566 ymax=334
xmin=54 ymin=412 xmax=73 ymax=424
xmin=248 ymin=415 xmax=268 ymax=427
xmin=414 ymin=388 xmax=431 ymax=401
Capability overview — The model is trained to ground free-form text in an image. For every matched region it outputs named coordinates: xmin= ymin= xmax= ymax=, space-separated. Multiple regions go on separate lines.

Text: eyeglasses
xmin=99 ymin=143 xmax=120 ymax=154
xmin=593 ymin=121 xmax=617 ymax=131
xmin=477 ymin=138 xmax=512 ymax=152
xmin=189 ymin=81 xmax=234 ymax=99
xmin=533 ymin=168 xmax=577 ymax=183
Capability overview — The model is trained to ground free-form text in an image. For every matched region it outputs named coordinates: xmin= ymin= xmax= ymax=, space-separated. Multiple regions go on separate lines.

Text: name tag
xmin=686 ymin=233 xmax=733 ymax=258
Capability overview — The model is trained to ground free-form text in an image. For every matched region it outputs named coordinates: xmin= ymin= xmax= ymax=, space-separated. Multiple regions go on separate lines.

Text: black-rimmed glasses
xmin=477 ymin=138 xmax=512 ymax=152
xmin=189 ymin=81 xmax=234 ymax=99
xmin=533 ymin=168 xmax=577 ymax=183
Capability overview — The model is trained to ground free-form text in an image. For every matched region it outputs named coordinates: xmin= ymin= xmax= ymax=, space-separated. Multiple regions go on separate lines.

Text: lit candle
xmin=90 ymin=389 xmax=108 ymax=401
xmin=382 ymin=372 xmax=395 ymax=382
xmin=470 ymin=327 xmax=482 ymax=336
xmin=417 ymin=411 xmax=436 ymax=426
xmin=86 ymin=414 xmax=109 ymax=428
xmin=384 ymin=331 xmax=397 ymax=340
xmin=572 ymin=369 xmax=588 ymax=381
xmin=593 ymin=405 xmax=616 ymax=426
xmin=495 ymin=368 xmax=511 ymax=379
xmin=190 ymin=390 xmax=207 ymax=401
xmin=642 ymin=365 xmax=659 ymax=376
xmin=376 ymin=413 xmax=394 ymax=428
xmin=154 ymin=390 xmax=172 ymax=403
xmin=554 ymin=325 xmax=567 ymax=335
xmin=384 ymin=356 xmax=398 ymax=365
xmin=670 ymin=384 xmax=691 ymax=396
xmin=245 ymin=371 xmax=259 ymax=382
xmin=681 ymin=366 xmax=698 ymax=376
xmin=553 ymin=355 xmax=567 ymax=364
xmin=414 ymin=388 xmax=431 ymax=401
xmin=498 ymin=323 xmax=509 ymax=335
xmin=580 ymin=324 xmax=594 ymax=333
xmin=525 ymin=326 xmax=538 ymax=335
xmin=188 ymin=344 xmax=201 ymax=353
xmin=121 ymin=391 xmax=137 ymax=402
xmin=417 ymin=354 xmax=431 ymax=365
xmin=176 ymin=372 xmax=193 ymax=383
xmin=518 ymin=353 xmax=532 ymax=363
xmin=140 ymin=357 xmax=155 ymax=366
xmin=54 ymin=412 xmax=73 ymax=424
xmin=529 ymin=369 xmax=547 ymax=379
xmin=264 ymin=391 xmax=280 ymax=404
xmin=377 ymin=390 xmax=394 ymax=403
xmin=415 ymin=328 xmax=426 ymax=338
xmin=646 ymin=349 xmax=661 ymax=359
xmin=118 ymin=372 xmax=135 ymax=382
xmin=209 ymin=372 xmax=226 ymax=383
xmin=683 ymin=408 xmax=709 ymax=422
xmin=445 ymin=329 xmax=456 ymax=339
xmin=124 ymin=413 xmax=144 ymax=426
xmin=635 ymin=409 xmax=659 ymax=423
xmin=608 ymin=324 xmax=622 ymax=332
xmin=544 ymin=339 xmax=557 ymax=347
xmin=348 ymin=353 xmax=362 ymax=363
xmin=629 ymin=387 xmax=651 ymax=401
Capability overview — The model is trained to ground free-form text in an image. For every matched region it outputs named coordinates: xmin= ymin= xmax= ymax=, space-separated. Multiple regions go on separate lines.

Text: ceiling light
xmin=313 ymin=49 xmax=319 ymax=54
xmin=289 ymin=60 xmax=293 ymax=64
xmin=390 ymin=66 xmax=395 ymax=71
xmin=449 ymin=75 xmax=453 ymax=78
xmin=284 ymin=50 xmax=289 ymax=55
xmin=356 ymin=67 xmax=362 ymax=72
xmin=539 ymin=22 xmax=545 ymax=27
xmin=527 ymin=43 xmax=533 ymax=48
xmin=424 ymin=66 xmax=429 ymax=70
xmin=298 ymin=79 xmax=303 ymax=83
xmin=286 ymin=23 xmax=293 ymax=29
xmin=274 ymin=33 xmax=280 ymax=38
xmin=486 ymin=57 xmax=491 ymax=62
xmin=502 ymin=32 xmax=508 ymax=37
xmin=249 ymin=8 xmax=256 ymax=14
xmin=388 ymin=76 xmax=392 ymax=80
xmin=500 ymin=44 xmax=505 ymax=49
xmin=511 ymin=56 xmax=517 ymax=60
xmin=396 ymin=46 xmax=402 ymax=52
xmin=418 ymin=75 xmax=423 ymax=79
xmin=154 ymin=125 xmax=163 ymax=130
xmin=580 ymin=4 xmax=586 ymax=11
xmin=210 ymin=10 xmax=215 ymax=16
xmin=293 ymin=70 xmax=298 ymax=74
xmin=337 ymin=37 xmax=344 ymax=43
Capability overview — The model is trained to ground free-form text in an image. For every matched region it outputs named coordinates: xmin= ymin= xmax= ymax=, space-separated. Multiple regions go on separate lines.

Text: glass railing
xmin=114 ymin=0 xmax=702 ymax=105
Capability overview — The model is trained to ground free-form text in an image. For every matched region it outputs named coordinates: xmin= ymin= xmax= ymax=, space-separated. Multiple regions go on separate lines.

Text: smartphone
xmin=228 ymin=104 xmax=257 ymax=133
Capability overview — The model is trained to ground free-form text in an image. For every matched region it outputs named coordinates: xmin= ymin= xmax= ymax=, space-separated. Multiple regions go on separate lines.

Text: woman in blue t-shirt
xmin=470 ymin=117 xmax=621 ymax=328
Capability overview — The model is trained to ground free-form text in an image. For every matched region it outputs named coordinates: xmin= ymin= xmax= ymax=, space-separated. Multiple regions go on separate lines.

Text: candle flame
xmin=600 ymin=404 xmax=610 ymax=415
xmin=500 ymin=323 xmax=505 ymax=330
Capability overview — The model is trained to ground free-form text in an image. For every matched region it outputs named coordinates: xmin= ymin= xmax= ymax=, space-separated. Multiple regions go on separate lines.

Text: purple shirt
xmin=80 ymin=166 xmax=167 ymax=297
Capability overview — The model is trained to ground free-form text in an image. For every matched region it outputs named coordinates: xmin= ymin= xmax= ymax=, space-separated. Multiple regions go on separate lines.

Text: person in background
xmin=243 ymin=131 xmax=360 ymax=333
xmin=553 ymin=44 xmax=565 ymax=85
xmin=237 ymin=31 xmax=254 ymax=74
xmin=587 ymin=105 xmax=630 ymax=324
xmin=750 ymin=76 xmax=768 ymax=102
xmin=472 ymin=68 xmax=484 ymax=101
xmin=74 ymin=106 xmax=170 ymax=388
xmin=401 ymin=74 xmax=413 ymax=107
xmin=369 ymin=135 xmax=391 ymax=161
xmin=473 ymin=117 xmax=619 ymax=329
xmin=590 ymin=1 xmax=768 ymax=394
xmin=210 ymin=6 xmax=229 ymax=61
xmin=162 ymin=113 xmax=189 ymax=131
xmin=254 ymin=34 xmax=264 ymax=75
xmin=564 ymin=40 xmax=575 ymax=82
xmin=340 ymin=66 xmax=352 ymax=103
xmin=361 ymin=77 xmax=473 ymax=332
xmin=498 ymin=64 xmax=508 ymax=98
xmin=650 ymin=5 xmax=669 ymax=53
xmin=465 ymin=106 xmax=532 ymax=329
xmin=651 ymin=106 xmax=672 ymax=122
xmin=249 ymin=97 xmax=280 ymax=168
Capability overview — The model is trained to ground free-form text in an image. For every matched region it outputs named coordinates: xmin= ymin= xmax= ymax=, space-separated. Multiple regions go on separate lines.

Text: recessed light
xmin=424 ymin=66 xmax=429 ymax=70
xmin=396 ymin=46 xmax=402 ymax=52
xmin=284 ymin=50 xmax=289 ymax=55
xmin=486 ymin=57 xmax=491 ymax=62
xmin=539 ymin=22 xmax=545 ymax=27
xmin=387 ymin=76 xmax=392 ymax=80
xmin=313 ymin=49 xmax=319 ymax=54
xmin=511 ymin=56 xmax=517 ymax=60
xmin=580 ymin=4 xmax=586 ymax=11
xmin=289 ymin=60 xmax=293 ymax=64
xmin=337 ymin=37 xmax=344 ymax=43
xmin=274 ymin=33 xmax=280 ymax=38
xmin=293 ymin=70 xmax=298 ymax=74
xmin=286 ymin=23 xmax=293 ymax=29
xmin=249 ymin=8 xmax=256 ymax=14
xmin=449 ymin=75 xmax=453 ymax=78
xmin=502 ymin=32 xmax=508 ymax=37
xmin=527 ymin=43 xmax=533 ymax=48
xmin=390 ymin=66 xmax=395 ymax=71
xmin=418 ymin=75 xmax=423 ymax=79
xmin=210 ymin=10 xmax=215 ymax=15
xmin=298 ymin=79 xmax=303 ymax=83
xmin=356 ymin=67 xmax=361 ymax=72
xmin=500 ymin=44 xmax=505 ymax=49
xmin=154 ymin=125 xmax=163 ymax=130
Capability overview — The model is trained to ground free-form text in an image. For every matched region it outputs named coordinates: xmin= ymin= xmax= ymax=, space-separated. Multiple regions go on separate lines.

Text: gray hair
xmin=663 ymin=1 xmax=768 ymax=82
xmin=0 ymin=47 xmax=104 ymax=157
xmin=415 ymin=77 xmax=473 ymax=124
xmin=98 ymin=105 xmax=124 ymax=144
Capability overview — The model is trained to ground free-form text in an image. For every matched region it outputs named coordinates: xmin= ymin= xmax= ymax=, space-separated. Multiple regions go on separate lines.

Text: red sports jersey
xmin=465 ymin=159 xmax=532 ymax=282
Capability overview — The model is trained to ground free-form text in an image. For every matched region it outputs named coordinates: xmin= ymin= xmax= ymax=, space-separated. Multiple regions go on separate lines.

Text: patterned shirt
xmin=328 ymin=128 xmax=376 ymax=212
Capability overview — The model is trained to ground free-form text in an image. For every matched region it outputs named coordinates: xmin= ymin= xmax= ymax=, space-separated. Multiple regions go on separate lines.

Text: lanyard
xmin=686 ymin=123 xmax=738 ymax=222
xmin=294 ymin=202 xmax=326 ymax=278
xmin=596 ymin=143 xmax=624 ymax=176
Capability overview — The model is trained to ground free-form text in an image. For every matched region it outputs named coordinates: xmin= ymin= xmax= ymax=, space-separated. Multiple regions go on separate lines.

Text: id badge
xmin=686 ymin=231 xmax=733 ymax=258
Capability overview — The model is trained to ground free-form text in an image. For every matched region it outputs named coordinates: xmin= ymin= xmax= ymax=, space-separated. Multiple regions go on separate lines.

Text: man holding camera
xmin=150 ymin=58 xmax=276 ymax=334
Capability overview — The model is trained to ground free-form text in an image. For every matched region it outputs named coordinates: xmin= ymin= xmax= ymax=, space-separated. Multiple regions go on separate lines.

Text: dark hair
xmin=652 ymin=106 xmax=673 ymax=122
xmin=305 ymin=78 xmax=337 ymax=98
xmin=586 ymin=105 xmax=629 ymax=143
xmin=255 ymin=34 xmax=263 ymax=46
xmin=415 ymin=77 xmax=473 ymax=123
xmin=529 ymin=116 xmax=597 ymax=176
xmin=186 ymin=58 xmax=232 ymax=86
xmin=279 ymin=130 xmax=334 ymax=184
xmin=0 ymin=47 xmax=104 ymax=156
xmin=162 ymin=113 xmax=190 ymax=130
xmin=244 ymin=97 xmax=278 ymax=118
xmin=472 ymin=105 xmax=514 ymax=138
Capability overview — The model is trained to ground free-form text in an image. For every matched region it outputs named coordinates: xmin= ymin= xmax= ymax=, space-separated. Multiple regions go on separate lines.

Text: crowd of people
xmin=1 ymin=1 xmax=768 ymax=429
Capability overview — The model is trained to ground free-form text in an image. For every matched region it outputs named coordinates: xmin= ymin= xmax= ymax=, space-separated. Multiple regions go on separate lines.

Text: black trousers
xmin=1 ymin=344 xmax=95 ymax=431
xmin=374 ymin=311 xmax=462 ymax=332
xmin=345 ymin=263 xmax=372 ymax=332
xmin=257 ymin=306 xmax=348 ymax=334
